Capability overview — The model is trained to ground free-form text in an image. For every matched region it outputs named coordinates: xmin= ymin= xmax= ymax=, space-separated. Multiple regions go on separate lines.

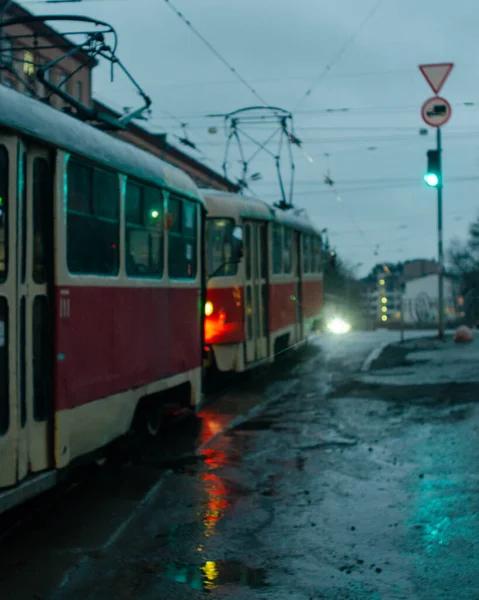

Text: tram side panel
xmin=268 ymin=224 xmax=301 ymax=355
xmin=53 ymin=155 xmax=204 ymax=466
xmin=301 ymin=277 xmax=324 ymax=333
xmin=300 ymin=234 xmax=324 ymax=334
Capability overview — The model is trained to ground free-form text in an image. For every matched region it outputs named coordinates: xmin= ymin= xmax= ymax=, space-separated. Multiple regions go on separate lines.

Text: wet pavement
xmin=2 ymin=330 xmax=479 ymax=600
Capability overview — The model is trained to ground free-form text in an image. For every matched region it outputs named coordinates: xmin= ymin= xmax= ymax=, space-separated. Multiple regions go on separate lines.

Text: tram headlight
xmin=327 ymin=318 xmax=351 ymax=335
xmin=205 ymin=301 xmax=214 ymax=316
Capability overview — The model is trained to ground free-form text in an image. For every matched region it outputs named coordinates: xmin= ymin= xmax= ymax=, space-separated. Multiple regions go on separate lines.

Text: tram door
xmin=244 ymin=221 xmax=268 ymax=364
xmin=0 ymin=138 xmax=54 ymax=490
xmin=295 ymin=232 xmax=304 ymax=342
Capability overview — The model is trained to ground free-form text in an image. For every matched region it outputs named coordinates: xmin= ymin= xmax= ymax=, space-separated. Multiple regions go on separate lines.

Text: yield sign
xmin=419 ymin=63 xmax=454 ymax=94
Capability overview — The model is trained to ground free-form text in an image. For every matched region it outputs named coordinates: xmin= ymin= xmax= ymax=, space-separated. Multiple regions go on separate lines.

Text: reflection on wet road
xmin=2 ymin=330 xmax=479 ymax=600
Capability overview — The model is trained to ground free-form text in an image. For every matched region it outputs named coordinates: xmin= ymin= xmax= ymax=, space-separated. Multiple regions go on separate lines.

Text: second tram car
xmin=203 ymin=190 xmax=324 ymax=372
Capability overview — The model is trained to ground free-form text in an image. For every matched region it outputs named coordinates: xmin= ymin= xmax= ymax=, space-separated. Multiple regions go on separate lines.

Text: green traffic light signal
xmin=424 ymin=172 xmax=439 ymax=187
xmin=425 ymin=149 xmax=440 ymax=187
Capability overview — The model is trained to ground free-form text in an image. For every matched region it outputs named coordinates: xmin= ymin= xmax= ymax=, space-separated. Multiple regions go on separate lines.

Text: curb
xmin=360 ymin=341 xmax=390 ymax=373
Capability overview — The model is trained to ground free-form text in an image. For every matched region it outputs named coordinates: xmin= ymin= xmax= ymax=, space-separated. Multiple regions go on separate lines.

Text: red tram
xmin=203 ymin=190 xmax=324 ymax=372
xmin=0 ymin=85 xmax=204 ymax=512
xmin=0 ymin=86 xmax=325 ymax=514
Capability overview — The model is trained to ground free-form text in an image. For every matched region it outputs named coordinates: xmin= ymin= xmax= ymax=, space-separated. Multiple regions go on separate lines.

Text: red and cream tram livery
xmin=203 ymin=190 xmax=324 ymax=372
xmin=0 ymin=85 xmax=204 ymax=511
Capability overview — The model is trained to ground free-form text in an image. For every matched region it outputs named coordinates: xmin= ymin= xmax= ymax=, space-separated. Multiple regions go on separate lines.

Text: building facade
xmin=0 ymin=0 xmax=92 ymax=109
xmin=403 ymin=274 xmax=460 ymax=328
xmin=0 ymin=1 xmax=237 ymax=192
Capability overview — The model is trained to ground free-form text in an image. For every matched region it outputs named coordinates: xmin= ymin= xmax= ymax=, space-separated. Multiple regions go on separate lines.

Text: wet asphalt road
xmin=2 ymin=330 xmax=479 ymax=600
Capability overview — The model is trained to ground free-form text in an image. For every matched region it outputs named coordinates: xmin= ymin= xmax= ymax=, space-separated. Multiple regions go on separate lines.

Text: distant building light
xmin=379 ymin=279 xmax=385 ymax=285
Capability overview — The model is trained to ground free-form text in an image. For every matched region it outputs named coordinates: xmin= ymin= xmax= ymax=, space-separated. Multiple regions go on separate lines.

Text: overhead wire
xmin=261 ymin=176 xmax=479 ymax=196
xmin=162 ymin=0 xmax=269 ymax=106
xmin=293 ymin=0 xmax=389 ymax=112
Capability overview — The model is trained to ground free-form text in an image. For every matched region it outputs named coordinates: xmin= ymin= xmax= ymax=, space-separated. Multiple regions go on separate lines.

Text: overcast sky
xmin=20 ymin=0 xmax=479 ymax=277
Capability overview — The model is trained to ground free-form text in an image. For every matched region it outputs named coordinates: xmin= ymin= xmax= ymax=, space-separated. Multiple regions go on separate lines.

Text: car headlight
xmin=327 ymin=318 xmax=351 ymax=335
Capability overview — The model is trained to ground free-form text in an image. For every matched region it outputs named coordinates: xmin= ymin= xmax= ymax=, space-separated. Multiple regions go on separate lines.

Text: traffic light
xmin=424 ymin=149 xmax=440 ymax=187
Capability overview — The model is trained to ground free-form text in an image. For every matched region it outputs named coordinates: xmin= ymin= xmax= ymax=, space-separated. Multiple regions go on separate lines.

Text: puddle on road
xmin=232 ymin=419 xmax=275 ymax=431
xmin=158 ymin=559 xmax=267 ymax=592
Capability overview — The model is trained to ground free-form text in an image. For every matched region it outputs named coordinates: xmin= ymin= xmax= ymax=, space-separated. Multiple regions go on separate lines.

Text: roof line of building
xmin=1 ymin=1 xmax=96 ymax=66
xmin=93 ymin=99 xmax=239 ymax=193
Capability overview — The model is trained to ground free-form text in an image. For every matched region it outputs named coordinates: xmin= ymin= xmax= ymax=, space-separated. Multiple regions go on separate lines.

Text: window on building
xmin=0 ymin=36 xmax=12 ymax=68
xmin=206 ymin=218 xmax=237 ymax=277
xmin=125 ymin=180 xmax=163 ymax=278
xmin=58 ymin=73 xmax=68 ymax=92
xmin=302 ymin=235 xmax=310 ymax=274
xmin=272 ymin=223 xmax=282 ymax=274
xmin=67 ymin=158 xmax=119 ymax=275
xmin=283 ymin=227 xmax=293 ymax=274
xmin=23 ymin=50 xmax=35 ymax=77
xmin=168 ymin=195 xmax=197 ymax=279
xmin=0 ymin=145 xmax=8 ymax=282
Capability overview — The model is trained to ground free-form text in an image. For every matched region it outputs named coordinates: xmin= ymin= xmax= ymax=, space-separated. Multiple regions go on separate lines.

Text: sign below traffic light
xmin=425 ymin=149 xmax=440 ymax=187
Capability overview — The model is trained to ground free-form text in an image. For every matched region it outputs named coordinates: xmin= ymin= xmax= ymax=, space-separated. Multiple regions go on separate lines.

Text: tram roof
xmin=202 ymin=189 xmax=323 ymax=235
xmin=272 ymin=208 xmax=323 ymax=236
xmin=201 ymin=189 xmax=272 ymax=220
xmin=0 ymin=85 xmax=202 ymax=203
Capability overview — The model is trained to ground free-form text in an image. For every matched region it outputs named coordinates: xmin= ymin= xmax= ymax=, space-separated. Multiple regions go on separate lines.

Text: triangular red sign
xmin=419 ymin=63 xmax=454 ymax=94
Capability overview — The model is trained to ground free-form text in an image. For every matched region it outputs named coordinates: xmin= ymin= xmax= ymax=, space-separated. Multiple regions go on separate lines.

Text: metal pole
xmin=437 ymin=127 xmax=444 ymax=340
xmin=400 ymin=279 xmax=404 ymax=343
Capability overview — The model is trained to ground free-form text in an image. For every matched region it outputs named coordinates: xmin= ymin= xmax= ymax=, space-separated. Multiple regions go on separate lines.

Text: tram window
xmin=20 ymin=298 xmax=26 ymax=428
xmin=253 ymin=224 xmax=259 ymax=280
xmin=244 ymin=224 xmax=251 ymax=281
xmin=259 ymin=225 xmax=267 ymax=279
xmin=126 ymin=182 xmax=164 ymax=278
xmin=0 ymin=146 xmax=7 ymax=282
xmin=125 ymin=182 xmax=141 ymax=224
xmin=67 ymin=159 xmax=119 ymax=276
xmin=302 ymin=235 xmax=311 ymax=274
xmin=0 ymin=298 xmax=8 ymax=435
xmin=33 ymin=158 xmax=50 ymax=284
xmin=168 ymin=195 xmax=197 ymax=279
xmin=311 ymin=237 xmax=321 ymax=272
xmin=93 ymin=169 xmax=119 ymax=221
xmin=272 ymin=224 xmax=282 ymax=274
xmin=168 ymin=197 xmax=182 ymax=233
xmin=206 ymin=218 xmax=237 ymax=277
xmin=246 ymin=286 xmax=253 ymax=339
xmin=33 ymin=296 xmax=50 ymax=421
xmin=21 ymin=152 xmax=26 ymax=284
xmin=283 ymin=228 xmax=293 ymax=274
xmin=261 ymin=283 xmax=268 ymax=336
